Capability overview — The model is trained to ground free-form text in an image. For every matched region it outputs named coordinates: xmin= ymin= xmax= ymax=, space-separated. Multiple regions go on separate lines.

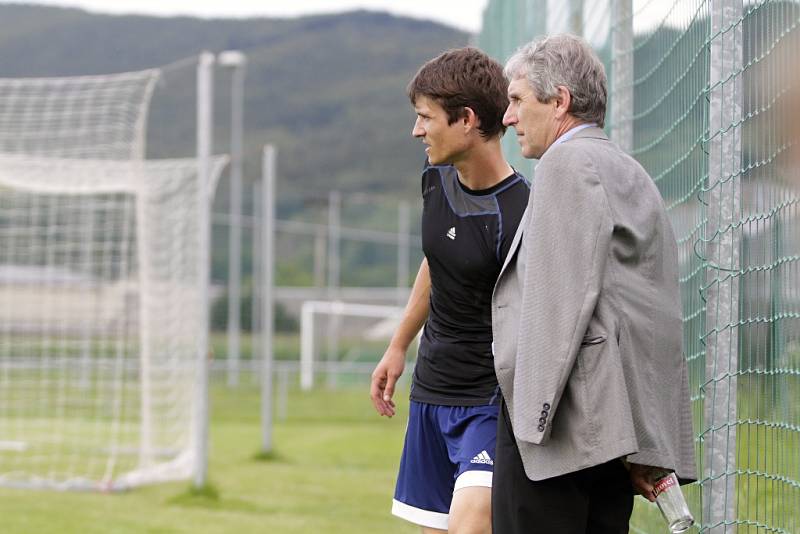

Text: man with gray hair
xmin=490 ymin=34 xmax=696 ymax=532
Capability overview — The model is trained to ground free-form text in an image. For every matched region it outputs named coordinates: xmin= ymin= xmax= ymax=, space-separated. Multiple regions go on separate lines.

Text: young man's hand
xmin=370 ymin=346 xmax=405 ymax=417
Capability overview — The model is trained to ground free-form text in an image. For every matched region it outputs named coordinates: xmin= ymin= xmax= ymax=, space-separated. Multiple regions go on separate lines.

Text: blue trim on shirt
xmin=427 ymin=165 xmax=529 ymax=264
xmin=438 ymin=171 xmax=499 ymax=218
xmin=494 ymin=195 xmax=503 ymax=262
xmin=435 ymin=166 xmax=526 ymax=218
xmin=488 ymin=174 xmax=525 ymax=197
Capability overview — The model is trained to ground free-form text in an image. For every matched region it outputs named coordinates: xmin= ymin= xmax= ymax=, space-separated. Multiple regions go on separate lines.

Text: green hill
xmin=0 ymin=4 xmax=468 ymax=198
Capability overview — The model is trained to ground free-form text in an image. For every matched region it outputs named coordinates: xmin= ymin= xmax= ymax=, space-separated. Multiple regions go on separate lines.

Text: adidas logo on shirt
xmin=470 ymin=450 xmax=493 ymax=465
xmin=446 ymin=226 xmax=456 ymax=240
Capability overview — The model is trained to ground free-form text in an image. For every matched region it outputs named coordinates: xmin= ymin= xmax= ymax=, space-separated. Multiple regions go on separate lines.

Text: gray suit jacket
xmin=492 ymin=127 xmax=696 ymax=482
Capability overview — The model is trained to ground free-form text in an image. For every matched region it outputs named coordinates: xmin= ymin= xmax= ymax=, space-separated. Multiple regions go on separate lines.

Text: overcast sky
xmin=3 ymin=1 xmax=489 ymax=33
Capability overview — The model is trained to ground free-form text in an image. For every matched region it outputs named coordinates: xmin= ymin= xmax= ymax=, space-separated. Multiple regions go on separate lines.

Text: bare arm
xmin=370 ymin=258 xmax=431 ymax=417
xmin=387 ymin=258 xmax=430 ymax=353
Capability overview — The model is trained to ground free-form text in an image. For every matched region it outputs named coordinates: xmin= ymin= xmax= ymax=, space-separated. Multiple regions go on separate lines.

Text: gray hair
xmin=505 ymin=34 xmax=607 ymax=127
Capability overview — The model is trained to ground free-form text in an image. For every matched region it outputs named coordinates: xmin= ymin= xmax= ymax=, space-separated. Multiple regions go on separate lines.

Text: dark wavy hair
xmin=407 ymin=47 xmax=509 ymax=139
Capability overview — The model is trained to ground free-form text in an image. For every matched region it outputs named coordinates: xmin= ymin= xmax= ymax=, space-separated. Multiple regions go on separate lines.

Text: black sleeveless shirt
xmin=411 ymin=162 xmax=529 ymax=406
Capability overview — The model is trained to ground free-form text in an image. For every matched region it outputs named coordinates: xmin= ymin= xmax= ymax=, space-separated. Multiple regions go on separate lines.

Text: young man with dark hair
xmin=370 ymin=47 xmax=529 ymax=534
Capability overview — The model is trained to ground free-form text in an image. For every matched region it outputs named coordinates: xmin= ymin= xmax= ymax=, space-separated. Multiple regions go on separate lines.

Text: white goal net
xmin=0 ymin=70 xmax=158 ymax=160
xmin=0 ymin=69 xmax=226 ymax=490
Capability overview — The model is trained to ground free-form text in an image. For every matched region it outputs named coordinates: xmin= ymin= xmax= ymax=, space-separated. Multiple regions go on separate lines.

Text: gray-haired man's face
xmin=503 ymin=77 xmax=558 ymax=160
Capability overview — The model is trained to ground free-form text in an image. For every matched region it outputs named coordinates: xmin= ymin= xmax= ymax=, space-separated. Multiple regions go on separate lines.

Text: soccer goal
xmin=0 ymin=64 xmax=226 ymax=490
xmin=299 ymin=300 xmax=409 ymax=390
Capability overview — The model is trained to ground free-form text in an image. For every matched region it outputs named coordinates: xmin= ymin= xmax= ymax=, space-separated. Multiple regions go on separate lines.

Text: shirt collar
xmin=550 ymin=122 xmax=598 ymax=149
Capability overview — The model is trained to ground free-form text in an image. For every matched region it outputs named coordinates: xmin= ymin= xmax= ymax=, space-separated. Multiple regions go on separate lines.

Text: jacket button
xmin=537 ymin=425 xmax=545 ymax=432
xmin=538 ymin=417 xmax=546 ymax=424
xmin=543 ymin=403 xmax=550 ymax=410
xmin=541 ymin=410 xmax=548 ymax=417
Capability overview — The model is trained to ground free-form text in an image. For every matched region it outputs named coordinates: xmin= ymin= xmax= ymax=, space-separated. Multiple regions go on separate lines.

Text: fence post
xmin=703 ymin=0 xmax=743 ymax=530
xmin=569 ymin=0 xmax=584 ymax=35
xmin=610 ymin=0 xmax=633 ymax=154
xmin=524 ymin=0 xmax=548 ymax=38
xmin=223 ymin=51 xmax=247 ymax=388
xmin=326 ymin=191 xmax=341 ymax=388
xmin=396 ymin=201 xmax=410 ymax=306
xmin=260 ymin=145 xmax=276 ymax=454
xmin=251 ymin=181 xmax=262 ymax=394
xmin=278 ymin=364 xmax=290 ymax=421
xmin=193 ymin=50 xmax=215 ymax=489
xmin=300 ymin=303 xmax=315 ymax=391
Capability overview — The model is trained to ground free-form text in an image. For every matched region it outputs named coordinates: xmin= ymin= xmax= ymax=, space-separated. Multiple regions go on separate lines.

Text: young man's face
xmin=412 ymin=95 xmax=470 ymax=165
xmin=503 ymin=77 xmax=557 ymax=160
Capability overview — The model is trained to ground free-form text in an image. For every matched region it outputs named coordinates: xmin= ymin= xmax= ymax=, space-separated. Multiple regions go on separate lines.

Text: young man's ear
xmin=462 ymin=106 xmax=480 ymax=133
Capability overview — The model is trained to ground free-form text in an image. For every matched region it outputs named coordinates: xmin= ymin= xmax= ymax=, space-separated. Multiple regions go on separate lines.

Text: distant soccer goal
xmin=299 ymin=300 xmax=410 ymax=390
xmin=0 ymin=65 xmax=227 ymax=490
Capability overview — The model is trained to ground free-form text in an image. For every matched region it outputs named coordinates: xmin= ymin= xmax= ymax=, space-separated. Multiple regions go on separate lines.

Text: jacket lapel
xmin=498 ymin=205 xmax=528 ymax=280
xmin=495 ymin=127 xmax=604 ymax=283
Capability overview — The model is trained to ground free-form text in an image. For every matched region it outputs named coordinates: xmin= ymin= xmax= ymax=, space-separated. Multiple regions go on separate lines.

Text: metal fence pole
xmin=396 ymin=200 xmax=410 ymax=306
xmin=703 ymin=0 xmax=743 ymax=529
xmin=300 ymin=303 xmax=315 ymax=390
xmin=219 ymin=51 xmax=247 ymax=388
xmin=327 ymin=191 xmax=341 ymax=297
xmin=251 ymin=180 xmax=262 ymax=390
xmin=326 ymin=191 xmax=341 ymax=388
xmin=314 ymin=226 xmax=326 ymax=288
xmin=277 ymin=364 xmax=289 ymax=421
xmin=569 ymin=0 xmax=584 ymax=35
xmin=524 ymin=0 xmax=548 ymax=38
xmin=193 ymin=50 xmax=215 ymax=489
xmin=260 ymin=145 xmax=276 ymax=454
xmin=610 ymin=0 xmax=633 ymax=153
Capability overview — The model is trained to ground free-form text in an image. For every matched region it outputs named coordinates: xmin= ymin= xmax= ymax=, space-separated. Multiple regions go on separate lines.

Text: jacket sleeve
xmin=512 ymin=146 xmax=613 ymax=444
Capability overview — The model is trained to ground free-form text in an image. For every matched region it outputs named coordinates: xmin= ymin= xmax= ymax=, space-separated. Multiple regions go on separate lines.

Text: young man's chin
xmin=428 ymin=151 xmax=457 ymax=166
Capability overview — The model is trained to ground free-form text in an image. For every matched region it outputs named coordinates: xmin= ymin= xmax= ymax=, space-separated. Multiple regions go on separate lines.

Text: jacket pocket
xmin=581 ymin=333 xmax=607 ymax=346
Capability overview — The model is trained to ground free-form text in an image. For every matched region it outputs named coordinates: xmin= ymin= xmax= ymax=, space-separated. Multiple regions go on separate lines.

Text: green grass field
xmin=0 ymin=378 xmax=685 ymax=534
xmin=0 ymin=384 xmax=417 ymax=534
xmin=1 ymin=371 xmax=794 ymax=533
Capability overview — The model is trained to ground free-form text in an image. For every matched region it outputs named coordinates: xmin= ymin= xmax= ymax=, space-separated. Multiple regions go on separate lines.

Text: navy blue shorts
xmin=391 ymin=401 xmax=498 ymax=529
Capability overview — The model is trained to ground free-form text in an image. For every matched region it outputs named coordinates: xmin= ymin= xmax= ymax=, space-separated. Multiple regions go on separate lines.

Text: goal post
xmin=299 ymin=300 xmax=408 ymax=390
